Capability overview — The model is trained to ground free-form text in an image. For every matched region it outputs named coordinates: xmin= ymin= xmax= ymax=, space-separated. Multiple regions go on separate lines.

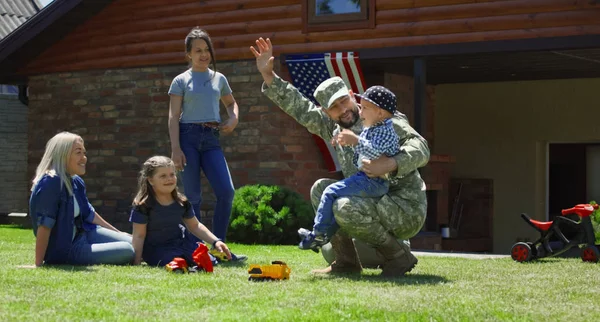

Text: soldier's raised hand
xmin=250 ymin=38 xmax=275 ymax=79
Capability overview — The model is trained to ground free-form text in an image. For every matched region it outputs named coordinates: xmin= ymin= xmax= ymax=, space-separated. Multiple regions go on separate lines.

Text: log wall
xmin=20 ymin=0 xmax=600 ymax=74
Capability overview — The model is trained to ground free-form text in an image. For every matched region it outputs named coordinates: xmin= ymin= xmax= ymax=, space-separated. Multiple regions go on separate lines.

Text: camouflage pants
xmin=311 ymin=178 xmax=427 ymax=246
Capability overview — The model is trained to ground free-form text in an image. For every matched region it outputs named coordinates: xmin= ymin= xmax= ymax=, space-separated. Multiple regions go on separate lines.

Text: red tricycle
xmin=511 ymin=203 xmax=600 ymax=263
xmin=165 ymin=243 xmax=214 ymax=273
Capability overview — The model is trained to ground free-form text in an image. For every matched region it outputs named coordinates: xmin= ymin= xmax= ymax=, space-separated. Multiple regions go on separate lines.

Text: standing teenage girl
xmin=168 ymin=27 xmax=246 ymax=261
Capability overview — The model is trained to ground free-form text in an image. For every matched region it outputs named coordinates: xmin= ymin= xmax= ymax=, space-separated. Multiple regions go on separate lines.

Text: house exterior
xmin=0 ymin=0 xmax=599 ymax=253
xmin=0 ymin=0 xmax=42 ymax=215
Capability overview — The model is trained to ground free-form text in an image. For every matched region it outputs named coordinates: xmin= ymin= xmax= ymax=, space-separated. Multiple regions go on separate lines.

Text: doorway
xmin=548 ymin=144 xmax=586 ymax=220
xmin=548 ymin=143 xmax=600 ymax=239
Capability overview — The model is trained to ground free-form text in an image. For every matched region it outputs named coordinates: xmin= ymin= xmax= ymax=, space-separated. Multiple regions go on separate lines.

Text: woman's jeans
xmin=68 ymin=227 xmax=134 ymax=265
xmin=179 ymin=123 xmax=235 ymax=241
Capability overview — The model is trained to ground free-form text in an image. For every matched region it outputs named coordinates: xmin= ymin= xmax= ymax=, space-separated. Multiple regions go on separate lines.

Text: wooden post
xmin=413 ymin=57 xmax=426 ymax=135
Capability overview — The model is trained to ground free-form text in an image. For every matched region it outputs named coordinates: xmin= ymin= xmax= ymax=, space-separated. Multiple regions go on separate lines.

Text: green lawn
xmin=1 ymin=225 xmax=599 ymax=321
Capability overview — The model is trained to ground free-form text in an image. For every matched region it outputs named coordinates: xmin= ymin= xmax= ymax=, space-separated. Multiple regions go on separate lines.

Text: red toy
xmin=511 ymin=203 xmax=600 ymax=263
xmin=165 ymin=257 xmax=190 ymax=274
xmin=165 ymin=243 xmax=214 ymax=273
xmin=192 ymin=243 xmax=214 ymax=273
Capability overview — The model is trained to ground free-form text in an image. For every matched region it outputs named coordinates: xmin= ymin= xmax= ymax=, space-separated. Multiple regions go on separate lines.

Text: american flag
xmin=285 ymin=52 xmax=367 ymax=172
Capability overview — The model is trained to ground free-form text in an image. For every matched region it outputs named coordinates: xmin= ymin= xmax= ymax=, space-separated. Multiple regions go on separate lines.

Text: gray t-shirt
xmin=129 ymin=202 xmax=195 ymax=248
xmin=168 ymin=69 xmax=232 ymax=123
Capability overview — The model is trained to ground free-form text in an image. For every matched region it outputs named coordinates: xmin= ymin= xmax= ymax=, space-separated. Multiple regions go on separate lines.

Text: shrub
xmin=227 ymin=184 xmax=314 ymax=245
xmin=589 ymin=201 xmax=600 ymax=244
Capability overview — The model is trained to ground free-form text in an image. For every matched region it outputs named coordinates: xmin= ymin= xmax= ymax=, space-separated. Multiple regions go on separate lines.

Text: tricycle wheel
xmin=511 ymin=242 xmax=532 ymax=262
xmin=581 ymin=245 xmax=599 ymax=263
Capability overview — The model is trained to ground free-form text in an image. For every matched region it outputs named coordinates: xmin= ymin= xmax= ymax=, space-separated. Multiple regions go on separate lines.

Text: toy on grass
xmin=511 ymin=203 xmax=600 ymax=263
xmin=209 ymin=248 xmax=230 ymax=262
xmin=165 ymin=243 xmax=214 ymax=273
xmin=191 ymin=242 xmax=214 ymax=272
xmin=165 ymin=257 xmax=190 ymax=274
xmin=247 ymin=261 xmax=291 ymax=281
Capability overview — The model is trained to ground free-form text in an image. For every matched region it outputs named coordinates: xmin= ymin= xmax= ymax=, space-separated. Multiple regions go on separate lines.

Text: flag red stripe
xmin=341 ymin=52 xmax=360 ymax=94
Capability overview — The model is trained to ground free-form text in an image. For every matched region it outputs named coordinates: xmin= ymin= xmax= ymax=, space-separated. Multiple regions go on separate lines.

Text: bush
xmin=589 ymin=201 xmax=600 ymax=244
xmin=227 ymin=184 xmax=314 ymax=245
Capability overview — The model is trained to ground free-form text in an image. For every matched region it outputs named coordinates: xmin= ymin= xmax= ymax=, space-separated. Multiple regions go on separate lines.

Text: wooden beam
xmin=67 ymin=8 xmax=599 ymax=44
xmin=413 ymin=58 xmax=427 ymax=136
xmin=66 ymin=4 xmax=301 ymax=41
xmin=376 ymin=0 xmax=503 ymax=10
xmin=40 ymin=18 xmax=303 ymax=57
xmin=87 ymin=0 xmax=300 ymax=28
xmin=378 ymin=10 xmax=600 ymax=36
xmin=32 ymin=10 xmax=600 ymax=68
xmin=21 ymin=24 xmax=600 ymax=75
xmin=360 ymin=33 xmax=600 ymax=61
xmin=376 ymin=0 xmax=599 ymax=24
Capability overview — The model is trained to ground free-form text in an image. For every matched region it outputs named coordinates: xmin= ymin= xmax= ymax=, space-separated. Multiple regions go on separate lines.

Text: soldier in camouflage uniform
xmin=250 ymin=38 xmax=429 ymax=277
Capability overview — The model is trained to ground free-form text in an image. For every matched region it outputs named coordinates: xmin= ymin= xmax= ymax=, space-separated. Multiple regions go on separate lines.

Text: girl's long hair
xmin=185 ymin=26 xmax=217 ymax=79
xmin=132 ymin=156 xmax=187 ymax=214
xmin=31 ymin=131 xmax=82 ymax=195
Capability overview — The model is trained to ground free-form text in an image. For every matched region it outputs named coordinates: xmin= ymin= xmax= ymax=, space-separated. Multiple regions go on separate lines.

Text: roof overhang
xmin=0 ymin=0 xmax=113 ymax=84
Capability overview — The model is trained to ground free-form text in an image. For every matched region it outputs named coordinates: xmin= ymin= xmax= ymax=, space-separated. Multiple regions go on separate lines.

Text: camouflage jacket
xmin=262 ymin=75 xmax=430 ymax=198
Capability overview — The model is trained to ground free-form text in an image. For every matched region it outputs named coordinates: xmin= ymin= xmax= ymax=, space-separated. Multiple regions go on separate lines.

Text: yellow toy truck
xmin=209 ymin=248 xmax=229 ymax=262
xmin=247 ymin=261 xmax=291 ymax=281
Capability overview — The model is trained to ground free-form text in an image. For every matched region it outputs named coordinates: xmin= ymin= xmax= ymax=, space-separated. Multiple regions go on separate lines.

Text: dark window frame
xmin=302 ymin=0 xmax=375 ymax=33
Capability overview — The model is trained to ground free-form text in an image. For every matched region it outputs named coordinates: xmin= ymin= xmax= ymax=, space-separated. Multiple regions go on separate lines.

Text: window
xmin=303 ymin=0 xmax=375 ymax=33
xmin=0 ymin=84 xmax=18 ymax=95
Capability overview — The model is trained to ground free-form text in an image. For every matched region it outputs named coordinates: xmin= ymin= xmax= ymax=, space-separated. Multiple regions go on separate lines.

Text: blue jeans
xmin=314 ymin=171 xmax=389 ymax=236
xmin=68 ymin=227 xmax=134 ymax=265
xmin=179 ymin=123 xmax=235 ymax=241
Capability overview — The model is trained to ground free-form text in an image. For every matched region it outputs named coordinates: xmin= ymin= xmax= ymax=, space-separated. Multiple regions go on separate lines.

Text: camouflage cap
xmin=313 ymin=76 xmax=350 ymax=109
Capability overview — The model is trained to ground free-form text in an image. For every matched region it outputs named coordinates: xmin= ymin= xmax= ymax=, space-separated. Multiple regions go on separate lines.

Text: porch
xmin=359 ymin=35 xmax=600 ymax=253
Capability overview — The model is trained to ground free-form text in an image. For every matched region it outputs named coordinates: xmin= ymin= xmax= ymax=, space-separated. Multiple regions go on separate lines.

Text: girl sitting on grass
xmin=129 ymin=156 xmax=231 ymax=267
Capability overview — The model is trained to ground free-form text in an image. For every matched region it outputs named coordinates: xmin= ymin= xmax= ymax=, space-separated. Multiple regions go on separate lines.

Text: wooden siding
xmin=21 ymin=0 xmax=600 ymax=74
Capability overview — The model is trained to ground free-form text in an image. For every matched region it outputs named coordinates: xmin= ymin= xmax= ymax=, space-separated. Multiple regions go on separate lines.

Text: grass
xmin=1 ymin=225 xmax=599 ymax=321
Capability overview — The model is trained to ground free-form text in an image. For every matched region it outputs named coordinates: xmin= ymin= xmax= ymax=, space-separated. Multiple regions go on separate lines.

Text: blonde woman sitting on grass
xmin=29 ymin=132 xmax=134 ymax=267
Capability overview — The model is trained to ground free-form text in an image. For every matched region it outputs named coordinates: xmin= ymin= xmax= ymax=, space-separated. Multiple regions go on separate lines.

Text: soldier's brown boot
xmin=312 ymin=233 xmax=362 ymax=274
xmin=375 ymin=234 xmax=418 ymax=278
